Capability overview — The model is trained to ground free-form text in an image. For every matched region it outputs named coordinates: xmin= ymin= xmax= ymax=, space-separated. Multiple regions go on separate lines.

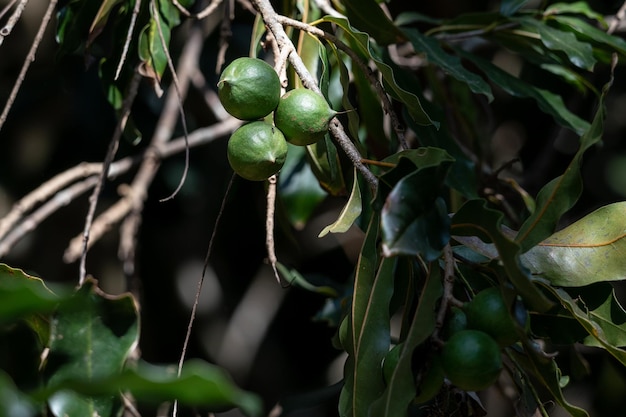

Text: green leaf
xmin=319 ymin=16 xmax=436 ymax=127
xmin=552 ymin=16 xmax=626 ymax=58
xmin=319 ymin=168 xmax=362 ymax=237
xmin=451 ymin=199 xmax=553 ymax=312
xmin=403 ymin=28 xmax=494 ymax=102
xmin=370 ymin=266 xmax=442 ymax=416
xmin=515 ymin=66 xmax=613 ymax=250
xmin=138 ymin=5 xmax=171 ymax=85
xmin=517 ymin=17 xmax=596 ymax=71
xmin=306 ymin=135 xmax=346 ymax=196
xmin=566 ymin=283 xmax=626 ymax=348
xmin=455 ymin=47 xmax=590 ymax=135
xmin=340 ymin=214 xmax=394 ymax=417
xmin=522 ymin=202 xmax=626 ymax=286
xmin=539 ymin=282 xmax=626 ymax=367
xmin=0 ymin=370 xmax=37 ymax=417
xmin=44 ymin=279 xmax=139 ymax=417
xmin=43 ymin=360 xmax=263 ymax=416
xmin=544 ymin=2 xmax=606 ymax=25
xmin=380 ymin=149 xmax=453 ymax=260
xmin=341 ymin=0 xmax=406 ymax=45
xmin=87 ymin=0 xmax=125 ymax=47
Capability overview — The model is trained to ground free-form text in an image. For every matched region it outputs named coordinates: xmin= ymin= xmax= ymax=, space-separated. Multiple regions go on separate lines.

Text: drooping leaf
xmin=538 ymin=282 xmax=626 ymax=367
xmin=518 ymin=17 xmax=596 ymax=71
xmin=566 ymin=283 xmax=626 ymax=348
xmin=138 ymin=4 xmax=171 ymax=88
xmin=403 ymin=28 xmax=494 ymax=102
xmin=370 ymin=266 xmax=442 ymax=417
xmin=319 ymin=168 xmax=362 ymax=237
xmin=88 ymin=0 xmax=125 ymax=47
xmin=339 ymin=214 xmax=394 ymax=417
xmin=552 ymin=16 xmax=626 ymax=59
xmin=318 ymin=16 xmax=436 ymax=127
xmin=306 ymin=135 xmax=346 ymax=196
xmin=544 ymin=2 xmax=606 ymax=25
xmin=44 ymin=279 xmax=139 ymax=417
xmin=341 ymin=0 xmax=406 ymax=45
xmin=451 ymin=199 xmax=553 ymax=312
xmin=41 ymin=360 xmax=262 ymax=416
xmin=455 ymin=47 xmax=590 ymax=135
xmin=522 ymin=202 xmax=626 ymax=286
xmin=276 ymin=262 xmax=339 ymax=298
xmin=515 ymin=64 xmax=613 ymax=250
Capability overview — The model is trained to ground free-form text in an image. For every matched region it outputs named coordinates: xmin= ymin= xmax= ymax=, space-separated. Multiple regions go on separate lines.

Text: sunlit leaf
xmin=138 ymin=5 xmax=170 ymax=87
xmin=44 ymin=279 xmax=139 ymax=417
xmin=515 ymin=65 xmax=613 ymax=250
xmin=518 ymin=17 xmax=596 ymax=71
xmin=544 ymin=2 xmax=606 ymax=26
xmin=403 ymin=28 xmax=494 ymax=102
xmin=370 ymin=266 xmax=442 ymax=416
xmin=522 ymin=202 xmax=626 ymax=286
xmin=319 ymin=168 xmax=362 ymax=237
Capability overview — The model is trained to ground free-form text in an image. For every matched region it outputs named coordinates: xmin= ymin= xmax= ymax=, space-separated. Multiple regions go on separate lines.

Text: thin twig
xmin=432 ymin=244 xmax=459 ymax=343
xmin=265 ymin=175 xmax=281 ymax=284
xmin=0 ymin=0 xmax=27 ymax=44
xmin=0 ymin=177 xmax=99 ymax=256
xmin=78 ymin=68 xmax=142 ymax=285
xmin=172 ymin=172 xmax=236 ymax=417
xmin=0 ymin=0 xmax=57 ymax=133
xmin=63 ymin=118 xmax=240 ymax=262
xmin=115 ymin=0 xmax=142 ymax=80
xmin=0 ymin=0 xmax=18 ymax=21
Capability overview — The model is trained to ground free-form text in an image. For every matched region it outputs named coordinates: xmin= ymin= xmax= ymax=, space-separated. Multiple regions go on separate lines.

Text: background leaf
xmin=44 ymin=279 xmax=139 ymax=417
xmin=515 ymin=67 xmax=612 ymax=251
xmin=456 ymin=47 xmax=590 ymax=135
xmin=41 ymin=359 xmax=263 ymax=416
xmin=403 ymin=28 xmax=494 ymax=101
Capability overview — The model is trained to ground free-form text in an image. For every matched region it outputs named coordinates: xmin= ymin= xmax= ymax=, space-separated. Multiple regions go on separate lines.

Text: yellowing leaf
xmin=523 ymin=202 xmax=626 ymax=286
